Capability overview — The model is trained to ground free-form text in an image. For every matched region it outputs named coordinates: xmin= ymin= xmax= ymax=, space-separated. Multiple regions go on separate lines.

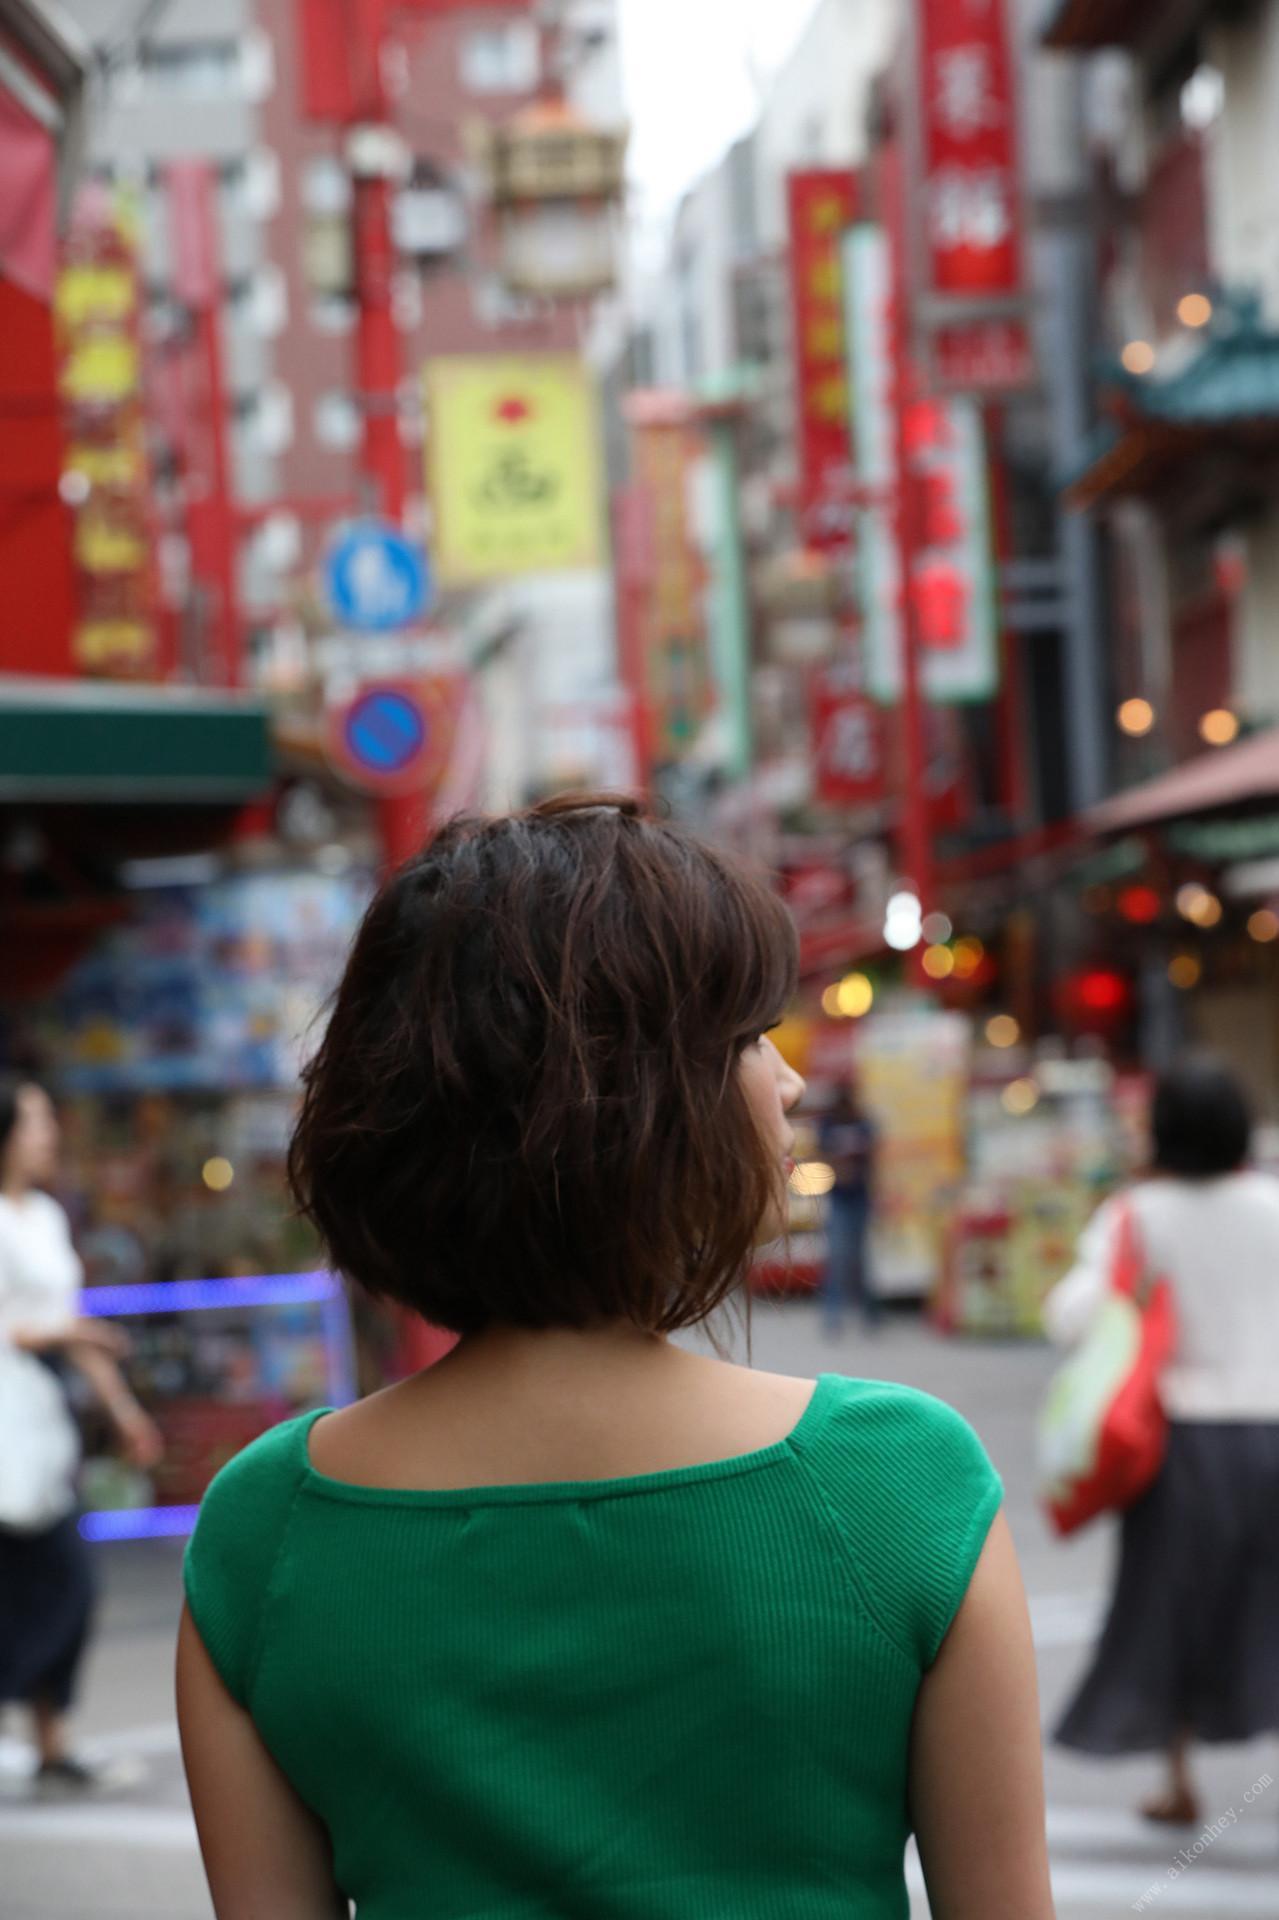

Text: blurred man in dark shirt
xmin=816 ymin=1085 xmax=881 ymax=1337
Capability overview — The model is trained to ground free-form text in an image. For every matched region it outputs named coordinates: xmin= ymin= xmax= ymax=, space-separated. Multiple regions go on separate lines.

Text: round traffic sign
xmin=343 ymin=688 xmax=426 ymax=778
xmin=325 ymin=676 xmax=461 ymax=798
xmin=324 ymin=520 xmax=432 ymax=633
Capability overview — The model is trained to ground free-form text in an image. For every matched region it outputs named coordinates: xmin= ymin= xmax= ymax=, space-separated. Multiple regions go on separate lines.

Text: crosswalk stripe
xmin=1029 ymin=1589 xmax=1107 ymax=1650
xmin=904 ymin=1799 xmax=1279 ymax=1915
xmin=0 ymin=1804 xmax=196 ymax=1849
xmin=0 ymin=1722 xmax=180 ymax=1781
xmin=1044 ymin=1801 xmax=1278 ymax=1860
xmin=908 ymin=1854 xmax=1279 ymax=1915
xmin=5 ymin=1747 xmax=1274 ymax=1914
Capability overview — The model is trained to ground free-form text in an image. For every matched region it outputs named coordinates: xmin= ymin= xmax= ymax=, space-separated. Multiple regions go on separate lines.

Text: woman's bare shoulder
xmin=307 ymin=1354 xmax=821 ymax=1493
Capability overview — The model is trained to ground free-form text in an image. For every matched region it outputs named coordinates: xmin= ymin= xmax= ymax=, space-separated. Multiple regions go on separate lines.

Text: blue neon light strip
xmin=79 ymin=1271 xmax=338 ymax=1317
xmin=80 ymin=1505 xmax=201 ymax=1542
xmin=77 ymin=1269 xmax=352 ymax=1544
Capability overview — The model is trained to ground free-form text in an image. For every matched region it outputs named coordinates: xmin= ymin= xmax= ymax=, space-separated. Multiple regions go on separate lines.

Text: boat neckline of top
xmin=298 ymin=1370 xmax=841 ymax=1507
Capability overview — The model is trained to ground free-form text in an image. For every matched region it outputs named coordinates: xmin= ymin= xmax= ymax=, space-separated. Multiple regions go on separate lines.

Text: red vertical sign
xmin=810 ymin=665 xmax=885 ymax=808
xmin=621 ymin=393 xmax=713 ymax=771
xmin=613 ymin=484 xmax=657 ymax=788
xmin=915 ymin=0 xmax=1033 ymax=391
xmin=787 ymin=170 xmax=858 ymax=546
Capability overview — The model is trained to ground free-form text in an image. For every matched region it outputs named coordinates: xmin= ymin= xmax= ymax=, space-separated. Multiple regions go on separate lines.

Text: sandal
xmin=1139 ymin=1787 xmax=1201 ymax=1827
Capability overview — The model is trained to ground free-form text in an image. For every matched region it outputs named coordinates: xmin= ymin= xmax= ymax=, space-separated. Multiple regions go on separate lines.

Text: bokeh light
xmin=1121 ymin=340 xmax=1155 ymax=375
xmin=1001 ymin=1078 xmax=1040 ymax=1116
xmin=1117 ymin=697 xmax=1155 ymax=737
xmin=1199 ymin=708 xmax=1240 ymax=747
xmin=1177 ymin=293 xmax=1213 ymax=329
xmin=1176 ymin=884 xmax=1222 ymax=928
xmin=823 ymin=973 xmax=874 ymax=1020
xmin=986 ymin=1014 xmax=1021 ymax=1049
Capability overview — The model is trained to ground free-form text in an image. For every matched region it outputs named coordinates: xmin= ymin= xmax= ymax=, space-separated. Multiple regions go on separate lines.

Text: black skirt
xmin=1055 ymin=1420 xmax=1279 ymax=1755
xmin=0 ymin=1511 xmax=97 ymax=1712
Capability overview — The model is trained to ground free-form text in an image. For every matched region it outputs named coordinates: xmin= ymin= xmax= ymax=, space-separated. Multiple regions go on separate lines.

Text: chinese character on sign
xmin=805 ymin=316 xmax=845 ymax=360
xmin=929 ymin=167 xmax=1014 ymax=254
xmin=807 ymin=258 xmax=842 ymax=302
xmin=810 ymin=372 xmax=850 ymax=424
xmin=919 ymin=469 xmax=964 ymax=547
xmin=827 ymin=703 xmax=878 ymax=782
xmin=911 ymin=561 xmax=969 ymax=651
xmin=904 ymin=399 xmax=956 ymax=458
xmin=933 ymin=45 xmax=1004 ymax=140
xmin=812 ymin=667 xmax=883 ymax=806
xmin=809 ymin=193 xmax=848 ymax=235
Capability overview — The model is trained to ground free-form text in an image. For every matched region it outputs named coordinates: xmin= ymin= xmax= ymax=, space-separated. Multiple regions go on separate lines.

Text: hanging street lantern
xmin=472 ymin=98 xmax=628 ymax=302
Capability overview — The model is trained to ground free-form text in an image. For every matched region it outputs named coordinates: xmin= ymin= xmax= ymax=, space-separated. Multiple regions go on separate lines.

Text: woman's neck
xmin=433 ymin=1318 xmax=693 ymax=1396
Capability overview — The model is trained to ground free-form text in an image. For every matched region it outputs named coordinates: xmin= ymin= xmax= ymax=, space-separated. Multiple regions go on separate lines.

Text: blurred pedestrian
xmin=1043 ymin=1055 xmax=1279 ymax=1826
xmin=178 ymin=796 xmax=1054 ymax=1920
xmin=816 ymin=1081 xmax=881 ymax=1337
xmin=0 ymin=1078 xmax=162 ymax=1792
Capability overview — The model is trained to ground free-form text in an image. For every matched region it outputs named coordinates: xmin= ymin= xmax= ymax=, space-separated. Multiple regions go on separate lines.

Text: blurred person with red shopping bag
xmin=1039 ymin=1058 xmax=1279 ymax=1827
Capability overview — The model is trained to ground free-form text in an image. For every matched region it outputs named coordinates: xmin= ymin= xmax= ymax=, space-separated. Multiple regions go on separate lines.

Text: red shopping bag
xmin=1036 ymin=1204 xmax=1177 ymax=1538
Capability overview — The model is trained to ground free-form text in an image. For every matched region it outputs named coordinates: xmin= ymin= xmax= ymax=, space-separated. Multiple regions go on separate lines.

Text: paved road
xmin=3 ymin=1296 xmax=1276 ymax=1917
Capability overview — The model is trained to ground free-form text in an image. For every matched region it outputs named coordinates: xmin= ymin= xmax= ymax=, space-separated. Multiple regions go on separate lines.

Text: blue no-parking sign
xmin=343 ymin=687 xmax=427 ymax=780
xmin=326 ymin=677 xmax=459 ymax=797
xmin=324 ymin=520 xmax=432 ymax=632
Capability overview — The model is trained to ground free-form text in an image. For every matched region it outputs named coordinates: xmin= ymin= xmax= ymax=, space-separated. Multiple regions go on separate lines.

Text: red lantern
xmin=1054 ymin=968 xmax=1133 ymax=1035
xmin=1117 ymin=885 xmax=1161 ymax=925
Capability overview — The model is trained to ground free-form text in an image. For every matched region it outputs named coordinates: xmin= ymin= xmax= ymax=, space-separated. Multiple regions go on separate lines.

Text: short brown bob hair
xmin=289 ymin=793 xmax=798 ymax=1337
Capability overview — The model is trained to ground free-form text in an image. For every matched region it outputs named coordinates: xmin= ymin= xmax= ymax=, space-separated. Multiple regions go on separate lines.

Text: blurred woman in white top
xmin=0 ymin=1078 xmax=161 ymax=1792
xmin=1043 ymin=1056 xmax=1279 ymax=1826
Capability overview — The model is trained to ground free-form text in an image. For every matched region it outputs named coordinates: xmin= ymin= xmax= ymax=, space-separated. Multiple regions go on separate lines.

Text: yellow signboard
xmin=423 ymin=356 xmax=605 ymax=585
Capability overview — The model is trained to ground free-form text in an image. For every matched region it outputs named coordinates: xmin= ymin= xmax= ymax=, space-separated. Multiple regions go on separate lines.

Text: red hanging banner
xmin=786 ymin=170 xmax=859 ymax=545
xmin=810 ymin=665 xmax=885 ymax=809
xmin=913 ymin=0 xmax=1034 ymax=392
xmin=619 ymin=393 xmax=713 ymax=772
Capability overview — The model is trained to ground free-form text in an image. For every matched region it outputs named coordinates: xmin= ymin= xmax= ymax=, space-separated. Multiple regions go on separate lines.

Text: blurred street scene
xmin=4 ymin=0 xmax=1279 ymax=1911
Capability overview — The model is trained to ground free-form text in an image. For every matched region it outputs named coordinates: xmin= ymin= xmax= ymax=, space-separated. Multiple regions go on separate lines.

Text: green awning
xmin=0 ymin=679 xmax=275 ymax=801
xmin=1135 ymin=294 xmax=1279 ymax=427
xmin=1065 ymin=292 xmax=1279 ymax=506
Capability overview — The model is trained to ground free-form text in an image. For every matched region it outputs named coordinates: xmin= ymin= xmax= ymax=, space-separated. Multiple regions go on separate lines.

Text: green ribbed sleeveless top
xmin=184 ymin=1371 xmax=1002 ymax=1919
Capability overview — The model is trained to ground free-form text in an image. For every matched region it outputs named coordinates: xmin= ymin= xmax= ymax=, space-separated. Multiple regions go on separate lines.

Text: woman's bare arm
xmin=908 ymin=1512 xmax=1056 ymax=1919
xmin=70 ymin=1342 xmax=163 ymax=1465
xmin=176 ymin=1605 xmax=348 ymax=1920
xmin=10 ymin=1317 xmax=128 ymax=1358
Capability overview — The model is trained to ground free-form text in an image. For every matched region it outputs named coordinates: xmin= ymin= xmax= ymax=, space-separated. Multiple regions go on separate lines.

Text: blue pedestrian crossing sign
xmin=324 ymin=520 xmax=432 ymax=632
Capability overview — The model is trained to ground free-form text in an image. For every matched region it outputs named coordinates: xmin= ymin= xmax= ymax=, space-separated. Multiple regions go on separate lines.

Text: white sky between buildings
xmin=616 ymin=0 xmax=820 ymax=225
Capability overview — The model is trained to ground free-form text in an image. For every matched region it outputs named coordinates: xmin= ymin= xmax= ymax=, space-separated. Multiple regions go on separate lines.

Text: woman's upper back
xmin=1047 ymin=1172 xmax=1279 ymax=1418
xmin=0 ymin=1191 xmax=81 ymax=1337
xmin=185 ymin=1368 xmax=1001 ymax=1920
xmin=1134 ymin=1172 xmax=1279 ymax=1413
